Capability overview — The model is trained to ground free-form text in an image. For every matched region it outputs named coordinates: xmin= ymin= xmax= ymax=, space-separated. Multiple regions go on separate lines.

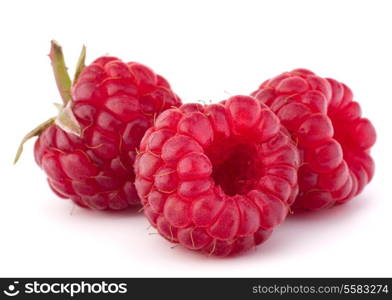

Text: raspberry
xmin=15 ymin=41 xmax=181 ymax=210
xmin=134 ymin=96 xmax=300 ymax=256
xmin=253 ymin=69 xmax=376 ymax=211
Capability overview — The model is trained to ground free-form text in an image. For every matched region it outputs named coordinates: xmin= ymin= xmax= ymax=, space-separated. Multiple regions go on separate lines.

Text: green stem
xmin=14 ymin=41 xmax=86 ymax=164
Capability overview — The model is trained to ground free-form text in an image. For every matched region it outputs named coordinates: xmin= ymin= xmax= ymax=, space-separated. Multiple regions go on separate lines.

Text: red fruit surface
xmin=253 ymin=69 xmax=376 ymax=211
xmin=134 ymin=96 xmax=300 ymax=256
xmin=35 ymin=57 xmax=181 ymax=210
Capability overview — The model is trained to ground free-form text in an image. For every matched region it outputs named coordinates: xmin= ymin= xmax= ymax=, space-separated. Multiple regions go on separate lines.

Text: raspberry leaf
xmin=73 ymin=45 xmax=86 ymax=84
xmin=14 ymin=117 xmax=55 ymax=164
xmin=54 ymin=101 xmax=82 ymax=137
xmin=49 ymin=40 xmax=72 ymax=105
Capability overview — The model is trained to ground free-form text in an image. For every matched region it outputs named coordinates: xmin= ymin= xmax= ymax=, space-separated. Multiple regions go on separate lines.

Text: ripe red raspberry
xmin=134 ymin=96 xmax=300 ymax=256
xmin=253 ymin=69 xmax=376 ymax=211
xmin=15 ymin=41 xmax=181 ymax=210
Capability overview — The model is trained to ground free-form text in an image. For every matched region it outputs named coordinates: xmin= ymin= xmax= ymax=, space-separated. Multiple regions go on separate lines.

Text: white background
xmin=1 ymin=0 xmax=391 ymax=277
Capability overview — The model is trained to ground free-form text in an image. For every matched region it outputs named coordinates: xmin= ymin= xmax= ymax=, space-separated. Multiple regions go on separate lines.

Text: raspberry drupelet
xmin=16 ymin=41 xmax=181 ymax=210
xmin=253 ymin=69 xmax=376 ymax=211
xmin=134 ymin=96 xmax=300 ymax=256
